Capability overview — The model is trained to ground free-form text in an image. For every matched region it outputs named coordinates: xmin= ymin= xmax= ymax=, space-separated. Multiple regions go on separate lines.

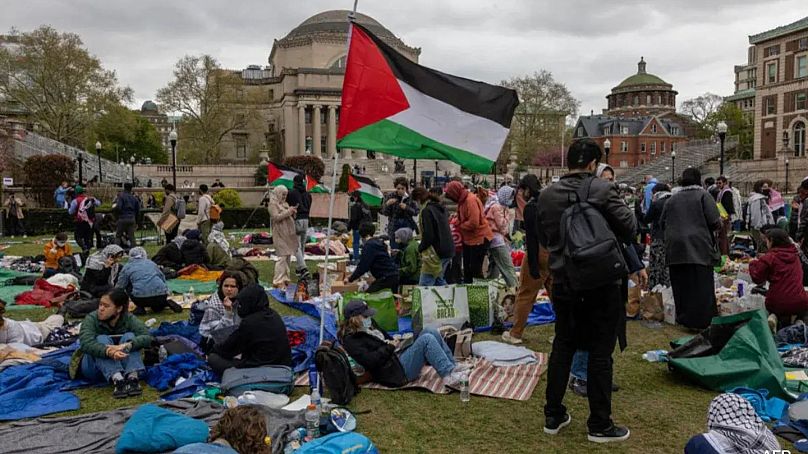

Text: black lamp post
xmin=603 ymin=138 xmax=611 ymax=164
xmin=169 ymin=128 xmax=178 ymax=188
xmin=77 ymin=151 xmax=84 ymax=185
xmin=671 ymin=150 xmax=676 ymax=183
xmin=130 ymin=155 xmax=136 ymax=184
xmin=95 ymin=141 xmax=103 ymax=183
xmin=413 ymin=159 xmax=418 ymax=187
xmin=784 ymin=131 xmax=791 ymax=192
xmin=717 ymin=120 xmax=728 ymax=175
xmin=786 ymin=158 xmax=790 ymax=193
xmin=435 ymin=160 xmax=439 ymax=187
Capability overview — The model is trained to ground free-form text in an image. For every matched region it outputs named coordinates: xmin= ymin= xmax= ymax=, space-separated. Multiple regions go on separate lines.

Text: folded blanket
xmin=471 ymin=341 xmax=538 ymax=367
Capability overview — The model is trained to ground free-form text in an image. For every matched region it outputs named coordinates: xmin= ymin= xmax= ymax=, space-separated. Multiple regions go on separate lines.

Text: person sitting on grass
xmin=116 ymin=247 xmax=181 ymax=314
xmin=43 ymin=232 xmax=72 ymax=278
xmin=749 ymin=227 xmax=808 ymax=329
xmin=174 ymin=406 xmax=270 ymax=454
xmin=339 ymin=300 xmax=469 ymax=388
xmin=180 ymin=229 xmax=209 ymax=267
xmin=207 ymin=284 xmax=292 ymax=376
xmin=198 ymin=271 xmax=244 ymax=353
xmin=207 ymin=222 xmax=232 ymax=269
xmin=347 ymin=222 xmax=401 ymax=294
xmin=75 ymin=288 xmax=153 ymax=399
xmin=395 ymin=227 xmax=420 ymax=286
xmin=685 ymin=393 xmax=779 ymax=454
xmin=81 ymin=245 xmax=125 ymax=298
xmin=153 ymin=235 xmax=186 ymax=271
xmin=0 ymin=298 xmax=64 ymax=346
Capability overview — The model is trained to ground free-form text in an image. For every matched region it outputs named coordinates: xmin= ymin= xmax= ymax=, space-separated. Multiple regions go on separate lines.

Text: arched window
xmin=795 ymin=121 xmax=806 ymax=157
xmin=330 ymin=55 xmax=348 ymax=70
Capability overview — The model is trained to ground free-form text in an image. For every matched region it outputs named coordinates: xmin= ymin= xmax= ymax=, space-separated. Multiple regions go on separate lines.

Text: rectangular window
xmin=620 ymin=126 xmax=629 ymax=134
xmin=641 ymin=143 xmax=646 ymax=153
xmin=661 ymin=142 xmax=666 ymax=152
xmin=305 ymin=110 xmax=312 ymax=124
xmin=577 ymin=126 xmax=584 ymax=137
xmin=797 ymin=55 xmax=808 ymax=79
xmin=650 ymin=142 xmax=657 ymax=154
xmin=765 ymin=45 xmax=780 ymax=57
xmin=235 ymin=136 xmax=247 ymax=158
xmin=671 ymin=142 xmax=677 ymax=152
xmin=646 ymin=95 xmax=652 ymax=105
xmin=767 ymin=97 xmax=776 ymax=115
xmin=620 ymin=160 xmax=628 ymax=168
xmin=768 ymin=62 xmax=778 ymax=83
xmin=603 ymin=126 xmax=610 ymax=136
xmin=797 ymin=93 xmax=807 ymax=110
xmin=651 ymin=124 xmax=657 ymax=133
xmin=801 ymin=38 xmax=808 ymax=50
xmin=621 ymin=141 xmax=628 ymax=152
xmin=671 ymin=127 xmax=679 ymax=135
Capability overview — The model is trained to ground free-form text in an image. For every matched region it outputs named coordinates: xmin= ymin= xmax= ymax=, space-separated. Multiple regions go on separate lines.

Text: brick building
xmin=606 ymin=57 xmax=678 ymax=117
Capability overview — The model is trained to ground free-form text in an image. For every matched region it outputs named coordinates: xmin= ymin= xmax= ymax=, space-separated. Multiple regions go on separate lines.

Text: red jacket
xmin=749 ymin=245 xmax=808 ymax=316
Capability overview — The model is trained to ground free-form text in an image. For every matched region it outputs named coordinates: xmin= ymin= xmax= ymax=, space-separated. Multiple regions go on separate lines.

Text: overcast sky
xmin=2 ymin=0 xmax=805 ymax=119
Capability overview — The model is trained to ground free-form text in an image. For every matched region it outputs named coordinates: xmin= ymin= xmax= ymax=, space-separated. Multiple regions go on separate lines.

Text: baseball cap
xmin=343 ymin=300 xmax=376 ymax=320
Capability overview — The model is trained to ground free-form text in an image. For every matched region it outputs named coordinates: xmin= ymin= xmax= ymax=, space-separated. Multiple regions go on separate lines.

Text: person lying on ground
xmin=180 ymin=229 xmax=209 ymax=266
xmin=81 ymin=245 xmax=125 ymax=298
xmin=75 ymin=289 xmax=153 ymax=399
xmin=0 ymin=298 xmax=64 ymax=346
xmin=199 ymin=271 xmax=244 ymax=353
xmin=207 ymin=284 xmax=292 ymax=376
xmin=43 ymin=232 xmax=72 ymax=278
xmin=116 ymin=247 xmax=181 ymax=315
xmin=395 ymin=227 xmax=420 ymax=286
xmin=207 ymin=222 xmax=232 ymax=270
xmin=684 ymin=393 xmax=779 ymax=454
xmin=174 ymin=405 xmax=269 ymax=454
xmin=340 ymin=300 xmax=470 ymax=388
xmin=153 ymin=235 xmax=186 ymax=271
xmin=347 ymin=222 xmax=400 ymax=294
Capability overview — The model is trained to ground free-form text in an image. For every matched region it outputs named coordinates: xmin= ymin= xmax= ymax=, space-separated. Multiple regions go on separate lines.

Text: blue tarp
xmin=150 ymin=321 xmax=201 ymax=346
xmin=145 ymin=353 xmax=207 ymax=392
xmin=283 ymin=315 xmax=337 ymax=374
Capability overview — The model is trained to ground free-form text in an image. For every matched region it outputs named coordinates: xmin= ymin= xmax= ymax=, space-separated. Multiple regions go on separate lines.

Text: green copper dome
xmin=615 ymin=57 xmax=670 ymax=88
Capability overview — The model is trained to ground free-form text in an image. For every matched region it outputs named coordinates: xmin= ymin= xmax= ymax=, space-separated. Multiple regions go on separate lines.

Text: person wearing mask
xmin=286 ymin=174 xmax=312 ymax=280
xmin=747 ymin=180 xmax=776 ymax=253
xmin=484 ymin=185 xmax=518 ymax=287
xmin=207 ymin=284 xmax=292 ymax=376
xmin=199 ymin=271 xmax=244 ymax=353
xmin=4 ymin=193 xmax=26 ymax=237
xmin=502 ymin=174 xmax=552 ymax=345
xmin=339 ymin=300 xmax=469 ymax=388
xmin=116 ymin=247 xmax=179 ymax=315
xmin=714 ymin=176 xmax=734 ymax=256
xmin=196 ymin=184 xmax=214 ymax=245
xmin=444 ymin=181 xmax=494 ymax=283
xmin=644 ymin=183 xmax=673 ymax=289
xmin=158 ymin=184 xmax=181 ymax=243
xmin=75 ymin=288 xmax=153 ymax=398
xmin=268 ymin=185 xmax=298 ymax=289
xmin=661 ymin=167 xmax=721 ymax=330
xmin=348 ymin=222 xmax=400 ymax=293
xmin=82 ymin=245 xmax=125 ymax=298
xmin=68 ymin=186 xmax=100 ymax=255
xmin=538 ymin=139 xmax=635 ymax=443
xmin=180 ymin=229 xmax=209 ymax=266
xmin=766 ymin=179 xmax=786 ymax=220
xmin=684 ymin=393 xmax=780 ymax=454
xmin=395 ymin=227 xmax=420 ymax=285
xmin=381 ymin=177 xmax=419 ymax=249
xmin=174 ymin=406 xmax=270 ymax=454
xmin=0 ymin=298 xmax=64 ymax=346
xmin=114 ymin=183 xmax=141 ymax=250
xmin=413 ymin=186 xmax=454 ymax=286
xmin=43 ymin=232 xmax=72 ymax=278
xmin=54 ymin=181 xmax=69 ymax=208
xmin=749 ymin=228 xmax=808 ymax=328
xmin=152 ymin=235 xmax=186 ymax=271
xmin=348 ymin=191 xmax=372 ymax=264
xmin=207 ymin=222 xmax=232 ymax=269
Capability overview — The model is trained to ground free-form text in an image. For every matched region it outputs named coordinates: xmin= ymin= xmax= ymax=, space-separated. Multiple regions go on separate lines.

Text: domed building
xmin=606 ymin=57 xmax=678 ymax=117
xmin=137 ymin=100 xmax=174 ymax=153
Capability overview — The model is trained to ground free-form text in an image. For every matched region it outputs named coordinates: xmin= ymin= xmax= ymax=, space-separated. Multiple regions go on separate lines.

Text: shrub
xmin=254 ymin=164 xmax=268 ymax=186
xmin=154 ymin=191 xmax=165 ymax=206
xmin=213 ymin=188 xmax=242 ymax=208
xmin=22 ymin=155 xmax=76 ymax=206
xmin=283 ymin=156 xmax=325 ymax=180
xmin=338 ymin=163 xmax=352 ymax=192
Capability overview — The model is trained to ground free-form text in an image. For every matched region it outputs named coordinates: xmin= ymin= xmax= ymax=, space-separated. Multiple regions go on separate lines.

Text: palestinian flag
xmin=267 ymin=162 xmax=300 ymax=189
xmin=337 ymin=23 xmax=519 ymax=173
xmin=306 ymin=175 xmax=330 ymax=193
xmin=347 ymin=174 xmax=383 ymax=207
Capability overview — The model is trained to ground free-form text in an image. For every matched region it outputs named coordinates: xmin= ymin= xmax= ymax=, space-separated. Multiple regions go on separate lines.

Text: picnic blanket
xmin=295 ymin=353 xmax=547 ymax=401
xmin=177 ymin=267 xmax=222 ymax=282
xmin=166 ymin=279 xmax=218 ymax=295
xmin=0 ymin=285 xmax=38 ymax=309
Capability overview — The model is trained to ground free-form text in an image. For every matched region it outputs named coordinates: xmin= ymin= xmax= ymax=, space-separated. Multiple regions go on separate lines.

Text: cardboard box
xmin=330 ymin=281 xmax=360 ymax=295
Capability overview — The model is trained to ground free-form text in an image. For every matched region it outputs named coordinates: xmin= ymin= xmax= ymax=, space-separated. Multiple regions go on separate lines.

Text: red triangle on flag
xmin=306 ymin=175 xmax=318 ymax=191
xmin=267 ymin=162 xmax=283 ymax=183
xmin=337 ymin=24 xmax=410 ymax=139
xmin=347 ymin=174 xmax=360 ymax=193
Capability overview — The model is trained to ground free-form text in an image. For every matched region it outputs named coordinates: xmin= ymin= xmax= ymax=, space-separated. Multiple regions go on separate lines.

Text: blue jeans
xmin=80 ymin=333 xmax=145 ymax=382
xmin=352 ymin=229 xmax=361 ymax=262
xmin=418 ymin=257 xmax=452 ymax=286
xmin=570 ymin=350 xmax=588 ymax=381
xmin=397 ymin=327 xmax=456 ymax=380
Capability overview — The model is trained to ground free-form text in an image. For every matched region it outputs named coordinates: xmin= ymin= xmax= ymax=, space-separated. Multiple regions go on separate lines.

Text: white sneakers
xmin=442 ymin=371 xmax=467 ymax=388
xmin=501 ymin=331 xmax=523 ymax=345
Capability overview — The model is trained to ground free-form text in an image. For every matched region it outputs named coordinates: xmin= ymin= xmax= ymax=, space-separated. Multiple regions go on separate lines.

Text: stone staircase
xmin=617 ymin=136 xmax=739 ymax=184
xmin=323 ymin=156 xmax=461 ymax=189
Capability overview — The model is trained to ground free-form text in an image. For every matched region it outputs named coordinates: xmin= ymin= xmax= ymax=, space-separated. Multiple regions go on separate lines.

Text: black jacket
xmin=348 ymin=200 xmax=371 ymax=231
xmin=523 ymin=195 xmax=542 ymax=279
xmin=718 ymin=189 xmax=735 ymax=216
xmin=81 ymin=267 xmax=114 ymax=298
xmin=644 ymin=194 xmax=671 ymax=241
xmin=349 ymin=237 xmax=399 ymax=282
xmin=660 ymin=187 xmax=721 ymax=267
xmin=213 ymin=285 xmax=292 ymax=368
xmin=418 ymin=200 xmax=453 ymax=259
xmin=181 ymin=239 xmax=209 ymax=266
xmin=341 ymin=324 xmax=407 ymax=388
xmin=286 ymin=183 xmax=311 ymax=220
xmin=153 ymin=243 xmax=184 ymax=269
xmin=115 ymin=191 xmax=140 ymax=220
xmin=537 ymin=172 xmax=636 ymax=272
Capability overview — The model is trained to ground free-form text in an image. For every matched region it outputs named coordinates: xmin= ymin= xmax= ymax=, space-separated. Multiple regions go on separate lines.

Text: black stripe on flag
xmin=353 ymin=23 xmax=519 ymax=129
xmin=352 ymin=174 xmax=380 ymax=189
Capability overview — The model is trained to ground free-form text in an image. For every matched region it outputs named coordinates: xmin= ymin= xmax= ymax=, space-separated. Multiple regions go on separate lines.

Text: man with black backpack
xmin=538 ymin=139 xmax=636 ymax=443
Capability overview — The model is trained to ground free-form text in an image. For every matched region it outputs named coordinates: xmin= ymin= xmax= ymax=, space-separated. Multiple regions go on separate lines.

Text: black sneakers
xmin=132 ymin=306 xmax=147 ymax=316
xmin=568 ymin=377 xmax=587 ymax=397
xmin=543 ymin=413 xmax=572 ymax=435
xmin=588 ymin=425 xmax=630 ymax=443
xmin=126 ymin=377 xmax=143 ymax=397
xmin=112 ymin=380 xmax=128 ymax=399
xmin=166 ymin=299 xmax=183 ymax=314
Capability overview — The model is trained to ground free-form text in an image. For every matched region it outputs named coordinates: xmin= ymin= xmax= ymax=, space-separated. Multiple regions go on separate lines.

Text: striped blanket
xmin=296 ymin=353 xmax=547 ymax=401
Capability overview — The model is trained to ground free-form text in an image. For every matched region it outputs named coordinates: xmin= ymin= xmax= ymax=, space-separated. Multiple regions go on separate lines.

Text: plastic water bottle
xmin=310 ymin=388 xmax=321 ymax=414
xmin=460 ymin=372 xmax=470 ymax=403
xmin=188 ymin=286 xmax=195 ymax=303
xmin=305 ymin=404 xmax=320 ymax=439
xmin=158 ymin=345 xmax=168 ymax=362
xmin=642 ymin=350 xmax=668 ymax=362
xmin=144 ymin=318 xmax=157 ymax=328
xmin=308 ymin=362 xmax=319 ymax=393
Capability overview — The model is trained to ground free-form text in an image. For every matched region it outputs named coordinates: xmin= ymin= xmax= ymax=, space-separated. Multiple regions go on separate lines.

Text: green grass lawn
xmin=0 ymin=234 xmax=779 ymax=453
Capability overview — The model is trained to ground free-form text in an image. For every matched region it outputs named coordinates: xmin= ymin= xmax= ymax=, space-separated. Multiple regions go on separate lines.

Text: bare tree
xmin=679 ymin=92 xmax=724 ymax=136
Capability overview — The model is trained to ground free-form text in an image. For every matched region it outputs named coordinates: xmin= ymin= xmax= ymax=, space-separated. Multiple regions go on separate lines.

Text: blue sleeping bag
xmin=115 ymin=404 xmax=209 ymax=454
xmin=295 ymin=432 xmax=379 ymax=454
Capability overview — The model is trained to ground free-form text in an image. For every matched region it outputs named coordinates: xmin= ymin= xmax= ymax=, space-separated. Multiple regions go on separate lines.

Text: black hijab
xmin=235 ymin=284 xmax=270 ymax=318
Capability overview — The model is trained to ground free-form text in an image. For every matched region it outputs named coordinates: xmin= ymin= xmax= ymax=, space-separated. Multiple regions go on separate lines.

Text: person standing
xmin=348 ymin=191 xmax=372 ymax=264
xmin=766 ymin=179 xmax=786 ymax=220
xmin=715 ymin=176 xmax=734 ymax=255
xmin=286 ymin=175 xmax=312 ymax=280
xmin=158 ymin=184 xmax=181 ymax=243
xmin=196 ymin=184 xmax=214 ymax=245
xmin=484 ymin=185 xmax=518 ymax=287
xmin=512 ymin=186 xmax=526 ymax=234
xmin=114 ymin=183 xmax=140 ymax=250
xmin=747 ymin=180 xmax=775 ymax=253
xmin=645 ymin=184 xmax=673 ymax=289
xmin=661 ymin=167 xmax=721 ymax=330
xmin=68 ymin=186 xmax=100 ymax=255
xmin=381 ymin=177 xmax=419 ymax=249
xmin=268 ymin=186 xmax=298 ymax=289
xmin=4 ymin=193 xmax=26 ymax=237
xmin=444 ymin=181 xmax=493 ymax=283
xmin=54 ymin=181 xmax=69 ymax=208
xmin=538 ymin=139 xmax=635 ymax=443
xmin=413 ymin=186 xmax=454 ymax=286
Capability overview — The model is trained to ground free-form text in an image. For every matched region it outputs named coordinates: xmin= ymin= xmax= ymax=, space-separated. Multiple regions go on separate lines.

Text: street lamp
xmin=77 ymin=151 xmax=84 ymax=185
xmin=95 ymin=141 xmax=103 ymax=182
xmin=169 ymin=128 xmax=178 ymax=188
xmin=671 ymin=150 xmax=676 ymax=183
xmin=603 ymin=138 xmax=611 ymax=164
xmin=435 ymin=160 xmax=439 ymax=187
xmin=717 ymin=120 xmax=728 ymax=175
xmin=130 ymin=155 xmax=136 ymax=185
xmin=786 ymin=158 xmax=790 ymax=193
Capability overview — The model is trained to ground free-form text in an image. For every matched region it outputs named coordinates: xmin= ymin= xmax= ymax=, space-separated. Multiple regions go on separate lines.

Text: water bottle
xmin=305 ymin=404 xmax=320 ymax=439
xmin=737 ymin=281 xmax=745 ymax=298
xmin=158 ymin=345 xmax=168 ymax=363
xmin=144 ymin=318 xmax=157 ymax=328
xmin=310 ymin=388 xmax=321 ymax=415
xmin=188 ymin=286 xmax=195 ymax=303
xmin=460 ymin=372 xmax=470 ymax=403
xmin=308 ymin=362 xmax=319 ymax=393
xmin=288 ymin=427 xmax=307 ymax=441
xmin=642 ymin=350 xmax=668 ymax=362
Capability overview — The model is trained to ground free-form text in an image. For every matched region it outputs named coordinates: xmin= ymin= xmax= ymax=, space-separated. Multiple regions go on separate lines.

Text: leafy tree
xmin=157 ymin=55 xmax=260 ymax=163
xmin=88 ymin=105 xmax=166 ymax=163
xmin=0 ymin=26 xmax=132 ymax=148
xmin=501 ymin=71 xmax=579 ymax=166
xmin=705 ymin=103 xmax=754 ymax=160
xmin=283 ymin=156 xmax=325 ymax=180
xmin=679 ymin=93 xmax=724 ymax=138
xmin=22 ymin=154 xmax=75 ymax=205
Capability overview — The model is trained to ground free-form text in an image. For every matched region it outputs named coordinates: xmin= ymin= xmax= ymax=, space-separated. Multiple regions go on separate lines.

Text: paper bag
xmin=158 ymin=213 xmax=179 ymax=233
xmin=640 ymin=292 xmax=664 ymax=321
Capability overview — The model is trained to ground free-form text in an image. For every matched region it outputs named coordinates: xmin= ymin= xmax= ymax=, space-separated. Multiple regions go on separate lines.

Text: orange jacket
xmin=43 ymin=240 xmax=72 ymax=270
xmin=445 ymin=182 xmax=493 ymax=246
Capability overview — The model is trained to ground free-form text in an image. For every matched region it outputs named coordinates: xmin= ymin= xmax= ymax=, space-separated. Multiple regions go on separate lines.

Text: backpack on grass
xmin=314 ymin=343 xmax=359 ymax=405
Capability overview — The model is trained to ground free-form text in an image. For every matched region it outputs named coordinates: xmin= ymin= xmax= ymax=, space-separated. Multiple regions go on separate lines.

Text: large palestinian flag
xmin=347 ymin=174 xmax=383 ymax=207
xmin=267 ymin=162 xmax=300 ymax=189
xmin=337 ymin=23 xmax=519 ymax=173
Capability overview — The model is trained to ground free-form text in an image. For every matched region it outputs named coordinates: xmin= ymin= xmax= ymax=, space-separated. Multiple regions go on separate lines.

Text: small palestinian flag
xmin=306 ymin=175 xmax=330 ymax=193
xmin=267 ymin=162 xmax=301 ymax=189
xmin=337 ymin=23 xmax=519 ymax=173
xmin=348 ymin=174 xmax=383 ymax=207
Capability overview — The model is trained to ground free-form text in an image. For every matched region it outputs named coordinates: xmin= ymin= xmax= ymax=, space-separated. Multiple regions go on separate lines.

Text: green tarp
xmin=0 ymin=269 xmax=41 ymax=310
xmin=166 ymin=279 xmax=219 ymax=295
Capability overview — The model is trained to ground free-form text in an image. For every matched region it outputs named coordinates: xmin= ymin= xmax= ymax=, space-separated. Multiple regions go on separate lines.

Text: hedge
xmin=8 ymin=208 xmax=161 ymax=236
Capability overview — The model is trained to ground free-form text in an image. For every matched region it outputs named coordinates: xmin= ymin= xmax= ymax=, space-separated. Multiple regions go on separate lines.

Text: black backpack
xmin=314 ymin=343 xmax=359 ymax=405
xmin=559 ymin=176 xmax=628 ymax=292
